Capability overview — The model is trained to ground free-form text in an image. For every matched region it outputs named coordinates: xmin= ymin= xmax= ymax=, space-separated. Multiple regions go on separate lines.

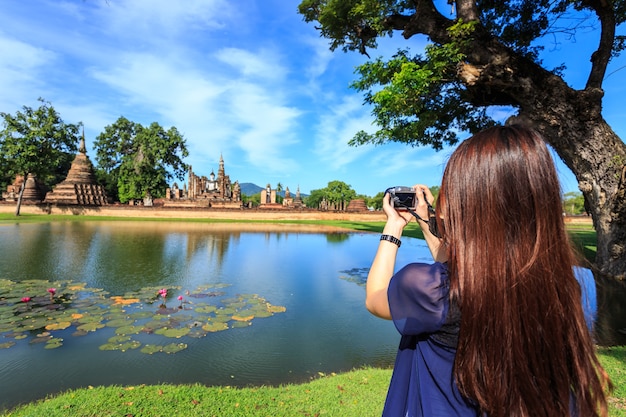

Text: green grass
xmin=1 ymin=213 xmax=620 ymax=416
xmin=2 ymin=348 xmax=625 ymax=417
xmin=599 ymin=346 xmax=626 ymax=416
xmin=1 ymin=368 xmax=390 ymax=417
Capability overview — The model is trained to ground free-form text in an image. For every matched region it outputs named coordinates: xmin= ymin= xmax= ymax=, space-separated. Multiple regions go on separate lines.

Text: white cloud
xmin=215 ymin=48 xmax=287 ymax=81
xmin=90 ymin=52 xmax=235 ymax=149
xmin=228 ymin=81 xmax=301 ymax=171
xmin=313 ymin=95 xmax=375 ymax=169
xmin=97 ymin=0 xmax=233 ymax=38
xmin=89 ymin=45 xmax=302 ymax=176
xmin=370 ymin=146 xmax=450 ymax=179
xmin=0 ymin=34 xmax=56 ymax=109
xmin=301 ymin=35 xmax=335 ymax=81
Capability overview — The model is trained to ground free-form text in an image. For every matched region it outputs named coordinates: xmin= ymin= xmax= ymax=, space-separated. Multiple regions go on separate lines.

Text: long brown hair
xmin=438 ymin=125 xmax=610 ymax=417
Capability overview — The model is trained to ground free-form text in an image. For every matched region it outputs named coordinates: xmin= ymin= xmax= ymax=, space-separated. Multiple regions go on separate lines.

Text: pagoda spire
xmin=79 ymin=127 xmax=86 ymax=154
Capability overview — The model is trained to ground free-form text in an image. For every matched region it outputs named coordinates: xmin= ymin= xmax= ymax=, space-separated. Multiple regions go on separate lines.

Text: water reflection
xmin=596 ymin=277 xmax=626 ymax=346
xmin=0 ymin=221 xmax=403 ymax=411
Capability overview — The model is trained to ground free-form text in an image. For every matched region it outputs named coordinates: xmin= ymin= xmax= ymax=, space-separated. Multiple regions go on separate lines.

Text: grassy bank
xmin=2 ymin=347 xmax=624 ymax=416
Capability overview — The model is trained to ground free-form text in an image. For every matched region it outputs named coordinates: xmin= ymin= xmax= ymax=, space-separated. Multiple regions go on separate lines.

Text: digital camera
xmin=385 ymin=186 xmax=416 ymax=210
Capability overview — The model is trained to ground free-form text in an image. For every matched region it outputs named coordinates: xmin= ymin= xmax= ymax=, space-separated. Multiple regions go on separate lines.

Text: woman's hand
xmin=413 ymin=184 xmax=434 ymax=222
xmin=412 ymin=184 xmax=447 ymax=263
xmin=382 ymin=191 xmax=412 ymax=230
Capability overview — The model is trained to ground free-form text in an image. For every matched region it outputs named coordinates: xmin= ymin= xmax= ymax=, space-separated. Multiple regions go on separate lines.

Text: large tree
xmin=306 ymin=180 xmax=357 ymax=209
xmin=93 ymin=117 xmax=189 ymax=203
xmin=0 ymin=98 xmax=80 ymax=215
xmin=299 ymin=0 xmax=626 ymax=281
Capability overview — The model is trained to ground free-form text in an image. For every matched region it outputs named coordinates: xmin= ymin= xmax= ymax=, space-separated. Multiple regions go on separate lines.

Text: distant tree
xmin=0 ymin=98 xmax=80 ymax=215
xmin=93 ymin=117 xmax=189 ymax=203
xmin=242 ymin=193 xmax=260 ymax=207
xmin=429 ymin=185 xmax=440 ymax=205
xmin=369 ymin=191 xmax=385 ymax=210
xmin=275 ymin=182 xmax=284 ymax=204
xmin=307 ymin=180 xmax=357 ymax=210
xmin=298 ymin=0 xmax=626 ymax=280
xmin=563 ymin=191 xmax=587 ymax=215
xmin=93 ymin=168 xmax=119 ymax=203
xmin=330 ymin=180 xmax=357 ymax=209
xmin=305 ymin=188 xmax=326 ymax=208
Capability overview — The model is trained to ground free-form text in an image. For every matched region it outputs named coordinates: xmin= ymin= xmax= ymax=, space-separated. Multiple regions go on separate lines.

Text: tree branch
xmin=383 ymin=0 xmax=453 ymax=43
xmin=454 ymin=0 xmax=480 ymax=22
xmin=581 ymin=0 xmax=615 ymax=88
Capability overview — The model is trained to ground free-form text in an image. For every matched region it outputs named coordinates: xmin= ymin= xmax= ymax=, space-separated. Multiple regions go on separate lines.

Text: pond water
xmin=0 ymin=221 xmax=624 ymax=411
xmin=0 ymin=221 xmax=429 ymax=411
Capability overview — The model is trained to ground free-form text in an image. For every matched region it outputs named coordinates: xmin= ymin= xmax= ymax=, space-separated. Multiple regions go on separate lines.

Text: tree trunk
xmin=552 ymin=118 xmax=626 ymax=282
xmin=14 ymin=174 xmax=26 ymax=216
xmin=512 ymin=82 xmax=625 ymax=282
xmin=461 ymin=41 xmax=626 ymax=281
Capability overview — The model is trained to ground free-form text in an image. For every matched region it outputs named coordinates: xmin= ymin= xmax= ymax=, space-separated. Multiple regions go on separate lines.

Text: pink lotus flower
xmin=158 ymin=289 xmax=167 ymax=298
xmin=177 ymin=295 xmax=184 ymax=308
xmin=47 ymin=288 xmax=56 ymax=295
xmin=21 ymin=297 xmax=31 ymax=303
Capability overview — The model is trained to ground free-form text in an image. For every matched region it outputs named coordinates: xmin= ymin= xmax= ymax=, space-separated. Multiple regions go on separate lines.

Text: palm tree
xmin=276 ymin=182 xmax=284 ymax=204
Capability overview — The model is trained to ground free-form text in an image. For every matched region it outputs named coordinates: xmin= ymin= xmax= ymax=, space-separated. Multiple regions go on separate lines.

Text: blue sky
xmin=1 ymin=0 xmax=624 ymax=197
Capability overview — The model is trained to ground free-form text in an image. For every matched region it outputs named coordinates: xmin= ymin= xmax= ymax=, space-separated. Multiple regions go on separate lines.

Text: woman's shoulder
xmin=389 ymin=262 xmax=450 ymax=335
xmin=391 ymin=262 xmax=449 ymax=304
xmin=399 ymin=261 xmax=447 ymax=273
xmin=395 ymin=262 xmax=448 ymax=286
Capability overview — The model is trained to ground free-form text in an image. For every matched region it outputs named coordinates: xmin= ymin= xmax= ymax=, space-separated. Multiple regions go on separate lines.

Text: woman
xmin=366 ymin=125 xmax=611 ymax=416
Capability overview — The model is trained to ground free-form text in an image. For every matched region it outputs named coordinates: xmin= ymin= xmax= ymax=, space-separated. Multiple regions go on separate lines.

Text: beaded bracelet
xmin=380 ymin=234 xmax=401 ymax=247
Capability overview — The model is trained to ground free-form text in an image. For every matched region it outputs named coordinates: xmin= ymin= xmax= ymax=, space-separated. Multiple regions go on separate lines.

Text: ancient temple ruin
xmin=44 ymin=134 xmax=108 ymax=205
xmin=259 ymin=184 xmax=304 ymax=209
xmin=280 ymin=186 xmax=304 ymax=208
xmin=346 ymin=198 xmax=368 ymax=212
xmin=165 ymin=154 xmax=241 ymax=208
xmin=2 ymin=174 xmax=47 ymax=202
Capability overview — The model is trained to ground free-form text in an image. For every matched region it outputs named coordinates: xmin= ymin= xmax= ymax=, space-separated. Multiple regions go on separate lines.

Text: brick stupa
xmin=44 ymin=134 xmax=108 ymax=205
xmin=3 ymin=174 xmax=46 ymax=202
xmin=346 ymin=198 xmax=368 ymax=212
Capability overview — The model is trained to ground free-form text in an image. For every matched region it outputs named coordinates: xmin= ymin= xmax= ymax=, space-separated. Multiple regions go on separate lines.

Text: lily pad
xmin=106 ymin=318 xmax=134 ymax=328
xmin=77 ymin=322 xmax=105 ymax=332
xmin=195 ymin=305 xmax=217 ymax=314
xmin=45 ymin=321 xmax=72 ymax=331
xmin=115 ymin=325 xmax=144 ymax=335
xmin=107 ymin=335 xmax=131 ymax=344
xmin=202 ymin=322 xmax=228 ymax=332
xmin=162 ymin=342 xmax=187 ymax=354
xmin=155 ymin=327 xmax=190 ymax=338
xmin=140 ymin=344 xmax=162 ymax=354
xmin=268 ymin=305 xmax=287 ymax=313
xmin=45 ymin=338 xmax=63 ymax=349
xmin=111 ymin=296 xmax=140 ymax=306
xmin=129 ymin=311 xmax=154 ymax=320
xmin=232 ymin=315 xmax=254 ymax=322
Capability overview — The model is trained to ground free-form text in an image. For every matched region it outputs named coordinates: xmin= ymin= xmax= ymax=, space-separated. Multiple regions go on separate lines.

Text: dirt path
xmin=0 ymin=203 xmax=387 ymax=226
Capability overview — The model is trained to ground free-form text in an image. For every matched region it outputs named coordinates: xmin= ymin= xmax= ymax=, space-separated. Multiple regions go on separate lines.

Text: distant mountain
xmin=239 ymin=183 xmax=264 ymax=196
xmin=239 ymin=183 xmax=308 ymax=198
